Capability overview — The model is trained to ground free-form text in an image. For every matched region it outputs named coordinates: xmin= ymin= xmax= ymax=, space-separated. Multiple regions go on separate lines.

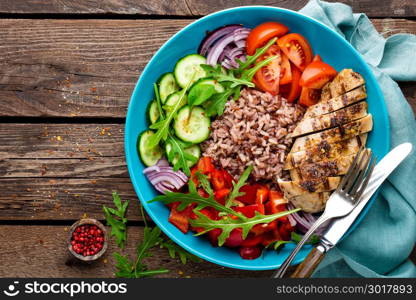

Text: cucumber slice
xmin=158 ymin=72 xmax=179 ymax=103
xmin=146 ymin=100 xmax=160 ymax=124
xmin=163 ymin=91 xmax=187 ymax=113
xmin=191 ymin=77 xmax=225 ymax=93
xmin=165 ymin=143 xmax=201 ymax=167
xmin=174 ymin=106 xmax=210 ymax=143
xmin=137 ymin=130 xmax=163 ymax=167
xmin=174 ymin=54 xmax=207 ymax=88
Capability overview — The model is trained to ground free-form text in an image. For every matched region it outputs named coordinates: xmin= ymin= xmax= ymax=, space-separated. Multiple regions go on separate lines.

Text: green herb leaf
xmin=148 ymin=74 xmax=194 ymax=148
xmin=225 ymin=165 xmax=253 ymax=208
xmin=149 ymin=182 xmax=243 ymax=219
xmin=291 ymin=232 xmax=320 ymax=244
xmin=188 ymin=84 xmax=216 ymax=109
xmin=159 ymin=239 xmax=202 ymax=264
xmin=103 ymin=192 xmax=129 ymax=248
xmin=190 ymin=209 xmax=300 ymax=246
xmin=241 ymin=55 xmax=279 ymax=81
xmin=166 ymin=135 xmax=197 ymax=176
xmin=200 ymin=64 xmax=254 ymax=89
xmin=154 ymin=83 xmax=165 ymax=120
xmin=195 ymin=171 xmax=214 ymax=196
xmin=235 ymin=37 xmax=277 ymax=73
xmin=203 ymin=88 xmax=235 ymax=117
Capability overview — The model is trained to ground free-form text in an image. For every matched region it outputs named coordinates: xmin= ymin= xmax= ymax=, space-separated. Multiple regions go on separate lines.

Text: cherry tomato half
xmin=254 ymin=45 xmax=281 ymax=95
xmin=299 ymin=86 xmax=321 ymax=107
xmin=279 ymin=53 xmax=292 ymax=85
xmin=300 ymin=61 xmax=337 ymax=89
xmin=280 ymin=62 xmax=302 ymax=102
xmin=246 ymin=22 xmax=289 ymax=55
xmin=278 ymin=33 xmax=313 ymax=71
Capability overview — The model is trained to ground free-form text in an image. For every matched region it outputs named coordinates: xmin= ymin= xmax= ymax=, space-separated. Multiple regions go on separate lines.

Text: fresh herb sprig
xmin=103 ymin=192 xmax=129 ymax=248
xmin=166 ymin=135 xmax=197 ymax=176
xmin=225 ymin=165 xmax=253 ymax=208
xmin=104 ymin=193 xmax=199 ymax=278
xmin=201 ymin=38 xmax=277 ymax=117
xmin=194 ymin=171 xmax=214 ymax=196
xmin=149 ymin=180 xmax=243 ymax=219
xmin=191 ymin=209 xmax=300 ymax=246
xmin=148 ymin=73 xmax=195 ymax=148
xmin=266 ymin=232 xmax=321 ymax=251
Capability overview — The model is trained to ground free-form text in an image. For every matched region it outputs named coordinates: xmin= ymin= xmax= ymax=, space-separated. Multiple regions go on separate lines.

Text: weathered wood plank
xmin=0 ymin=0 xmax=415 ymax=17
xmin=0 ymin=123 xmax=124 ymax=159
xmin=0 ymin=178 xmax=141 ymax=221
xmin=0 ymin=225 xmax=272 ymax=278
xmin=0 ymin=0 xmax=191 ymax=16
xmin=0 ymin=19 xmax=415 ymax=118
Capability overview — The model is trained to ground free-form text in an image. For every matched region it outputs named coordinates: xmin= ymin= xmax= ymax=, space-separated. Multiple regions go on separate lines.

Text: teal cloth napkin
xmin=299 ymin=0 xmax=416 ymax=278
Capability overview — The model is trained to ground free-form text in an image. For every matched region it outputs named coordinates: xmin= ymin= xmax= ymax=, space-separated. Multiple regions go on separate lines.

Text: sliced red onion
xmin=201 ymin=25 xmax=251 ymax=68
xmin=143 ymin=157 xmax=188 ymax=194
xmin=199 ymin=24 xmax=243 ymax=56
xmin=287 ymin=203 xmax=324 ymax=234
xmin=235 ymin=39 xmax=246 ymax=48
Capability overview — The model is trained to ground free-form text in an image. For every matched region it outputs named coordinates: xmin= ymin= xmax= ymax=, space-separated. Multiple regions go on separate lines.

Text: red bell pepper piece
xmin=251 ymin=220 xmax=278 ymax=236
xmin=221 ymin=169 xmax=234 ymax=188
xmin=239 ymin=246 xmax=262 ymax=260
xmin=255 ymin=185 xmax=269 ymax=214
xmin=214 ymin=188 xmax=230 ymax=205
xmin=208 ymin=228 xmax=222 ymax=246
xmin=197 ymin=157 xmax=215 ymax=174
xmin=234 ymin=204 xmax=262 ymax=218
xmin=236 ymin=184 xmax=258 ymax=205
xmin=169 ymin=203 xmax=193 ymax=234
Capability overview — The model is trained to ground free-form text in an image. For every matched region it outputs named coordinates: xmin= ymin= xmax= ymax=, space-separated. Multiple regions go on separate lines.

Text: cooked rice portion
xmin=202 ymin=88 xmax=305 ymax=181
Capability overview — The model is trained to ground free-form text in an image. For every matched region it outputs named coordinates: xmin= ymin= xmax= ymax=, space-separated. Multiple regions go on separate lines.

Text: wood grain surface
xmin=0 ymin=0 xmax=415 ymax=17
xmin=0 ymin=19 xmax=415 ymax=118
xmin=0 ymin=225 xmax=272 ymax=278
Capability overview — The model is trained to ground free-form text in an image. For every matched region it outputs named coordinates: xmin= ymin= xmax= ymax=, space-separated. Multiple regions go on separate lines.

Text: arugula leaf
xmin=148 ymin=73 xmax=194 ymax=148
xmin=188 ymin=84 xmax=216 ymax=109
xmin=234 ymin=37 xmax=277 ymax=73
xmin=149 ymin=180 xmax=243 ymax=219
xmin=191 ymin=209 xmax=300 ymax=246
xmin=154 ymin=83 xmax=165 ymax=120
xmin=195 ymin=171 xmax=214 ymax=196
xmin=113 ymin=227 xmax=169 ymax=278
xmin=225 ymin=165 xmax=253 ymax=208
xmin=166 ymin=135 xmax=197 ymax=176
xmin=159 ymin=239 xmax=202 ymax=264
xmin=203 ymin=88 xmax=234 ymax=117
xmin=200 ymin=64 xmax=254 ymax=89
xmin=103 ymin=192 xmax=129 ymax=248
xmin=291 ymin=232 xmax=320 ymax=244
xmin=241 ymin=55 xmax=279 ymax=81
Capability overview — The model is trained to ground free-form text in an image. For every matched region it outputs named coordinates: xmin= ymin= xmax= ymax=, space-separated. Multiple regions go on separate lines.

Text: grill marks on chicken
xmin=278 ymin=69 xmax=372 ymax=213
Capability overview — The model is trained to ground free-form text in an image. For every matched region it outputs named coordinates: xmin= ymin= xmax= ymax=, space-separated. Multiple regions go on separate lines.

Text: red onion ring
xmin=199 ymin=24 xmax=243 ymax=56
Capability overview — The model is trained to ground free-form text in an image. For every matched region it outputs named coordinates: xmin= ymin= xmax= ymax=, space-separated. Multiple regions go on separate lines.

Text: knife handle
xmin=290 ymin=245 xmax=327 ymax=278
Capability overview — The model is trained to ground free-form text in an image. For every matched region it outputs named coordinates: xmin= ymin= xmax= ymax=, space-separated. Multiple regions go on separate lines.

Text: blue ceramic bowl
xmin=125 ymin=6 xmax=390 ymax=270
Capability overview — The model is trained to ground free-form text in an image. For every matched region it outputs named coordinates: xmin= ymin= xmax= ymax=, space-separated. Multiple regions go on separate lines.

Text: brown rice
xmin=201 ymin=88 xmax=305 ymax=182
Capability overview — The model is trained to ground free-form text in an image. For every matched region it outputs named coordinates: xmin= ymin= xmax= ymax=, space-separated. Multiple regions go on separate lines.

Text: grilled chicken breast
xmin=289 ymin=154 xmax=356 ymax=181
xmin=321 ymin=69 xmax=365 ymax=101
xmin=292 ymin=101 xmax=368 ymax=137
xmin=291 ymin=114 xmax=373 ymax=153
xmin=288 ymin=192 xmax=330 ymax=213
xmin=285 ymin=134 xmax=367 ymax=170
xmin=278 ymin=177 xmax=340 ymax=198
xmin=305 ymin=86 xmax=367 ymax=118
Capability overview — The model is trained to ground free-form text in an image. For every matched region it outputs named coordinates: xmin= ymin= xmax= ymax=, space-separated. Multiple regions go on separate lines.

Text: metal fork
xmin=273 ymin=147 xmax=375 ymax=278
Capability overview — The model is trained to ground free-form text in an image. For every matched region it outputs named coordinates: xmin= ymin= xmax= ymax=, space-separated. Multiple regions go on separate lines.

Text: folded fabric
xmin=299 ymin=0 xmax=416 ymax=278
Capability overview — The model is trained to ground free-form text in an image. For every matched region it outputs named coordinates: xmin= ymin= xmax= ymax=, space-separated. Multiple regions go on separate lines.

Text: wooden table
xmin=0 ymin=0 xmax=415 ymax=278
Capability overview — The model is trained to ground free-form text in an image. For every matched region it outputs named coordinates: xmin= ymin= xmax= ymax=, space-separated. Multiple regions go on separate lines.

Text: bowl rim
xmin=124 ymin=5 xmax=390 ymax=270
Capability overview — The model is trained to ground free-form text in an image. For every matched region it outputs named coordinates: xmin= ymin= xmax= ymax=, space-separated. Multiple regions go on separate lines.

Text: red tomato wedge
xmin=299 ymin=86 xmax=321 ymax=107
xmin=280 ymin=63 xmax=302 ymax=102
xmin=300 ymin=61 xmax=337 ymax=89
xmin=279 ymin=53 xmax=292 ymax=85
xmin=277 ymin=33 xmax=313 ymax=71
xmin=254 ymin=45 xmax=281 ymax=95
xmin=312 ymin=54 xmax=322 ymax=62
xmin=246 ymin=22 xmax=289 ymax=55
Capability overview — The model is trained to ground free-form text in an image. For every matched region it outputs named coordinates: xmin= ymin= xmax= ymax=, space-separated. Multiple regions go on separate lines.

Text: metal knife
xmin=290 ymin=143 xmax=413 ymax=278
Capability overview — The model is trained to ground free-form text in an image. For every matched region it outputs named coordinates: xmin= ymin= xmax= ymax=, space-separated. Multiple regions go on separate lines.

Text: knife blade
xmin=320 ymin=142 xmax=413 ymax=249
